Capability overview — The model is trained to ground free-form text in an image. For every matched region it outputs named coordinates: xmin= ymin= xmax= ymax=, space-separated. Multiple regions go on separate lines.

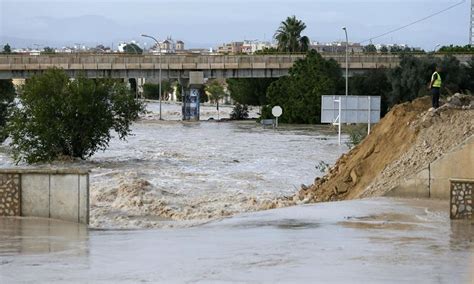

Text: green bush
xmin=7 ymin=68 xmax=145 ymax=163
xmin=230 ymin=103 xmax=249 ymax=120
xmin=345 ymin=124 xmax=368 ymax=148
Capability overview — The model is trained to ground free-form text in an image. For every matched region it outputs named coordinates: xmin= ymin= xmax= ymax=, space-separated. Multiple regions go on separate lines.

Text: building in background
xmin=176 ymin=40 xmax=185 ymax=51
xmin=310 ymin=41 xmax=363 ymax=53
xmin=218 ymin=40 xmax=274 ymax=54
xmin=217 ymin=42 xmax=244 ymax=54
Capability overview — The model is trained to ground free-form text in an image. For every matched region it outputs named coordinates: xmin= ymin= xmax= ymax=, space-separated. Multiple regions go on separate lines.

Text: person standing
xmin=429 ymin=66 xmax=442 ymax=109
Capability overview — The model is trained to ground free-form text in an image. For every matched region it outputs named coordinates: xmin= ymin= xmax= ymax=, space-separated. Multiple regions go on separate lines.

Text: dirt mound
xmin=295 ymin=95 xmax=474 ymax=203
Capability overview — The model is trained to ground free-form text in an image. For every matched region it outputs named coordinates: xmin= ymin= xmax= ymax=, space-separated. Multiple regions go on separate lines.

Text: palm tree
xmin=274 ymin=16 xmax=310 ymax=53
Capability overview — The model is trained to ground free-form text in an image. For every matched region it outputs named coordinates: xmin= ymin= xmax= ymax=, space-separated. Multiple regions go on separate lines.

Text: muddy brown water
xmin=0 ymin=198 xmax=472 ymax=283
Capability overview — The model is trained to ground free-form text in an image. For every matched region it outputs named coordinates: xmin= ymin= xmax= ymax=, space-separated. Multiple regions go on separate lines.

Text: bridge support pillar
xmin=182 ymin=72 xmax=204 ymax=121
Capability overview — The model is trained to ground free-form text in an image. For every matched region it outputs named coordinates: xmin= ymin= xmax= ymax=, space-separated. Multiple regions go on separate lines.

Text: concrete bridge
xmin=0 ymin=53 xmax=472 ymax=80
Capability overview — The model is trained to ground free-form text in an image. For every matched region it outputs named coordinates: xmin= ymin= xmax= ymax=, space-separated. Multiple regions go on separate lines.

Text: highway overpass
xmin=0 ymin=53 xmax=472 ymax=80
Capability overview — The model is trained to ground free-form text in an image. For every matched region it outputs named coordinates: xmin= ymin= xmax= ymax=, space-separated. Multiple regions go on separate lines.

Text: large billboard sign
xmin=321 ymin=95 xmax=381 ymax=124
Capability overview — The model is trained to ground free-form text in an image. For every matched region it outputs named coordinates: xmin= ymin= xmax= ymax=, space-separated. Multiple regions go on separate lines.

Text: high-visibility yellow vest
xmin=432 ymin=71 xmax=442 ymax=88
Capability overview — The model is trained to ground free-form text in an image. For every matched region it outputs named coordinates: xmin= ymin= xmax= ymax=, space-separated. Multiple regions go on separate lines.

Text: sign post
xmin=321 ymin=95 xmax=381 ymax=145
xmin=272 ymin=106 xmax=283 ymax=128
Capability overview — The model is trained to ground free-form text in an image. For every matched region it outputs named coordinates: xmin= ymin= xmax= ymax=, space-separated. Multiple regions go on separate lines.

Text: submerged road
xmin=0 ymin=198 xmax=472 ymax=283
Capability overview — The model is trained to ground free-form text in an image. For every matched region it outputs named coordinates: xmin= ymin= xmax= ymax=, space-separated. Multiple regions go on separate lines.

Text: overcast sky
xmin=0 ymin=0 xmax=471 ymax=49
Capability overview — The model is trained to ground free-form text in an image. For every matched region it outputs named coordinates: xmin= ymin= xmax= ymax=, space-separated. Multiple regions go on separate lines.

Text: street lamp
xmin=342 ymin=27 xmax=349 ymax=97
xmin=141 ymin=34 xmax=162 ymax=120
xmin=433 ymin=43 xmax=441 ymax=53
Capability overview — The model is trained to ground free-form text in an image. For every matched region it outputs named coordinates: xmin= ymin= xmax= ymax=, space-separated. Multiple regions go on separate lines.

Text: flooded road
xmin=0 ymin=198 xmax=472 ymax=283
xmin=0 ymin=103 xmax=347 ymax=228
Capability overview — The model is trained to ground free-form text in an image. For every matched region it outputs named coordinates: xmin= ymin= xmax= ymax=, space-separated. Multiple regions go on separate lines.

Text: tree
xmin=465 ymin=57 xmax=474 ymax=92
xmin=7 ymin=68 xmax=145 ymax=163
xmin=205 ymin=80 xmax=225 ymax=104
xmin=438 ymin=45 xmax=474 ymax=53
xmin=389 ymin=46 xmax=403 ymax=53
xmin=227 ymin=78 xmax=276 ymax=106
xmin=143 ymin=81 xmax=172 ymax=100
xmin=42 ymin=47 xmax=55 ymax=54
xmin=274 ymin=16 xmax=310 ymax=53
xmin=350 ymin=69 xmax=391 ymax=116
xmin=363 ymin=44 xmax=377 ymax=53
xmin=123 ymin=43 xmax=143 ymax=54
xmin=198 ymin=85 xmax=209 ymax=103
xmin=387 ymin=54 xmax=471 ymax=108
xmin=264 ymin=50 xmax=343 ymax=124
xmin=254 ymin=47 xmax=279 ymax=55
xmin=380 ymin=46 xmax=388 ymax=53
xmin=3 ymin=44 xmax=11 ymax=53
xmin=0 ymin=80 xmax=15 ymax=142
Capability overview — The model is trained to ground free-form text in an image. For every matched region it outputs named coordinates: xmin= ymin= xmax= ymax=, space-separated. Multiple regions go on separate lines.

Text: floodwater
xmin=0 ymin=198 xmax=472 ymax=283
xmin=0 ymin=103 xmax=472 ymax=282
xmin=0 ymin=102 xmax=347 ymax=228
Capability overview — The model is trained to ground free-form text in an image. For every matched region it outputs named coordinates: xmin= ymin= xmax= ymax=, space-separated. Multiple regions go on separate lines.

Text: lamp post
xmin=141 ymin=34 xmax=162 ymax=120
xmin=342 ymin=27 xmax=349 ymax=97
xmin=433 ymin=43 xmax=441 ymax=53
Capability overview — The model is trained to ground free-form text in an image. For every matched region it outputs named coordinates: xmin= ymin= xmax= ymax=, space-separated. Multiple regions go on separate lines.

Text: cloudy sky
xmin=0 ymin=0 xmax=470 ymax=49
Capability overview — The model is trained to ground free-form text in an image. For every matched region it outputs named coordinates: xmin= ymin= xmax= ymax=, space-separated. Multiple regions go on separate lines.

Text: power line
xmin=360 ymin=0 xmax=466 ymax=44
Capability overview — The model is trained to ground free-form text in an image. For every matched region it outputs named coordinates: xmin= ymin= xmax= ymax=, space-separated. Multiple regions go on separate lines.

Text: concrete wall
xmin=0 ymin=169 xmax=89 ymax=224
xmin=387 ymin=136 xmax=474 ymax=199
xmin=430 ymin=136 xmax=474 ymax=199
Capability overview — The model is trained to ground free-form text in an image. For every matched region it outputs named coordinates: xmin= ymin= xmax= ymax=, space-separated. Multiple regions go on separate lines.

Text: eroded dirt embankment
xmin=294 ymin=95 xmax=474 ymax=204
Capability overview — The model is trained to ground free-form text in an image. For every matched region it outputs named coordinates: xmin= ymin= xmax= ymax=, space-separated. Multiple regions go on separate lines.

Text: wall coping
xmin=450 ymin=178 xmax=474 ymax=182
xmin=0 ymin=168 xmax=90 ymax=175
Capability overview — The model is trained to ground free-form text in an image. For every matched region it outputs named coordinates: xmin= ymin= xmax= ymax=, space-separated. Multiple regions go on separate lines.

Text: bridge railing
xmin=0 ymin=53 xmax=470 ymax=69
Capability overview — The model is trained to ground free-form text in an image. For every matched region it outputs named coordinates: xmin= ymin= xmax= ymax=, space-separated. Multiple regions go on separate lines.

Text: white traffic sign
xmin=272 ymin=106 xmax=283 ymax=117
xmin=271 ymin=106 xmax=283 ymax=128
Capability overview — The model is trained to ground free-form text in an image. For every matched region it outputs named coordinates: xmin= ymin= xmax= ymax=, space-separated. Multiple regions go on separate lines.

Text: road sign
xmin=272 ymin=106 xmax=282 ymax=117
xmin=272 ymin=106 xmax=283 ymax=128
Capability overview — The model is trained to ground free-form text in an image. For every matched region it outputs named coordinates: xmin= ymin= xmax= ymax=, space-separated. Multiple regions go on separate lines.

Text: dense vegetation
xmin=227 ymin=78 xmax=276 ymax=106
xmin=7 ymin=68 xmax=144 ymax=163
xmin=143 ymin=81 xmax=173 ymax=100
xmin=228 ymin=51 xmax=473 ymax=124
xmin=388 ymin=54 xmax=473 ymax=108
xmin=123 ymin=43 xmax=143 ymax=54
xmin=0 ymin=79 xmax=15 ymax=142
xmin=438 ymin=45 xmax=474 ymax=53
xmin=263 ymin=50 xmax=343 ymax=124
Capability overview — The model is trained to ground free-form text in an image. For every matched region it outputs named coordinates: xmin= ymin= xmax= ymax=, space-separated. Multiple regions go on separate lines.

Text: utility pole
xmin=141 ymin=34 xmax=163 ymax=120
xmin=471 ymin=0 xmax=474 ymax=46
xmin=342 ymin=27 xmax=349 ymax=97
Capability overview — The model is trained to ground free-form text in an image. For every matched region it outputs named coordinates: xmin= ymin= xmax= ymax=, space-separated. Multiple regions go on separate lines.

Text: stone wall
xmin=0 ymin=174 xmax=20 ymax=216
xmin=451 ymin=180 xmax=473 ymax=219
xmin=0 ymin=169 xmax=89 ymax=224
